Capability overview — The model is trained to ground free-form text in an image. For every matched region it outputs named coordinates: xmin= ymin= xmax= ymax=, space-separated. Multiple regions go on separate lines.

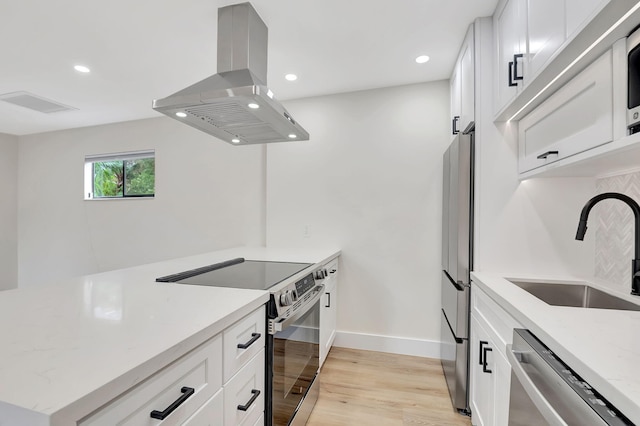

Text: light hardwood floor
xmin=306 ymin=347 xmax=472 ymax=426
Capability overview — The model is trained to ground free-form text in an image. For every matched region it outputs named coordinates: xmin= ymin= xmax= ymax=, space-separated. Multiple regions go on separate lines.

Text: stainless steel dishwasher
xmin=506 ymin=329 xmax=633 ymax=425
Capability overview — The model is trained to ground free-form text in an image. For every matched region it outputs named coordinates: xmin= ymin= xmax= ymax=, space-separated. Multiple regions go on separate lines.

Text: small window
xmin=85 ymin=150 xmax=155 ymax=199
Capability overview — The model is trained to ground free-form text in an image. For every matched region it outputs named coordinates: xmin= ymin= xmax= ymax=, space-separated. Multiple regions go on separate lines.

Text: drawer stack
xmin=80 ymin=305 xmax=266 ymax=426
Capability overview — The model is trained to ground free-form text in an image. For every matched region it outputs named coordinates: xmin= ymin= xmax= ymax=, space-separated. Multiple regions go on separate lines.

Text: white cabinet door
xmin=566 ymin=0 xmax=609 ymax=39
xmin=459 ymin=25 xmax=475 ymax=133
xmin=470 ymin=314 xmax=494 ymax=426
xmin=493 ymin=348 xmax=512 ymax=426
xmin=527 ymin=0 xmax=566 ymax=79
xmin=494 ymin=0 xmax=527 ymax=114
xmin=450 ymin=54 xmax=462 ymax=138
xmin=319 ymin=263 xmax=338 ymax=368
xmin=451 ymin=23 xmax=474 ymax=138
xmin=518 ymin=49 xmax=613 ymax=173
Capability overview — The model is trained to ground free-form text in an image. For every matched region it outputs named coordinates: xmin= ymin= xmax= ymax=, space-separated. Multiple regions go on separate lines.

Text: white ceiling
xmin=1 ymin=0 xmax=498 ymax=136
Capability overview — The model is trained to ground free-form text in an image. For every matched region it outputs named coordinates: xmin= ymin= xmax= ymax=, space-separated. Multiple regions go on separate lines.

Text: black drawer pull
xmin=452 ymin=116 xmax=460 ymax=135
xmin=508 ymin=61 xmax=517 ymax=87
xmin=537 ymin=150 xmax=559 ymax=160
xmin=237 ymin=389 xmax=261 ymax=411
xmin=150 ymin=386 xmax=195 ymax=420
xmin=325 ymin=292 xmax=331 ymax=308
xmin=479 ymin=341 xmax=489 ymax=365
xmin=513 ymin=53 xmax=524 ymax=81
xmin=237 ymin=333 xmax=261 ymax=349
xmin=508 ymin=53 xmax=524 ymax=87
xmin=482 ymin=347 xmax=493 ymax=374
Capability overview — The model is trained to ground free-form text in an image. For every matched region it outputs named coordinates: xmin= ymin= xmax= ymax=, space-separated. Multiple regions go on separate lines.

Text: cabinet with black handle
xmin=320 ymin=258 xmax=339 ymax=367
xmin=469 ymin=284 xmax=521 ymax=426
xmin=493 ymin=0 xmax=527 ymax=115
xmin=493 ymin=0 xmax=610 ymax=118
xmin=80 ymin=306 xmax=266 ymax=426
xmin=450 ymin=24 xmax=475 ymax=139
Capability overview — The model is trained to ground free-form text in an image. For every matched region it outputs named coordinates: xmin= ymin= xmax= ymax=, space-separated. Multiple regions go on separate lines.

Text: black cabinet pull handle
xmin=482 ymin=347 xmax=493 ymax=374
xmin=452 ymin=116 xmax=460 ymax=135
xmin=479 ymin=341 xmax=489 ymax=365
xmin=237 ymin=389 xmax=261 ymax=411
xmin=325 ymin=292 xmax=331 ymax=308
xmin=150 ymin=386 xmax=195 ymax=420
xmin=513 ymin=53 xmax=524 ymax=81
xmin=537 ymin=150 xmax=559 ymax=160
xmin=508 ymin=61 xmax=517 ymax=87
xmin=237 ymin=333 xmax=261 ymax=349
xmin=508 ymin=53 xmax=524 ymax=87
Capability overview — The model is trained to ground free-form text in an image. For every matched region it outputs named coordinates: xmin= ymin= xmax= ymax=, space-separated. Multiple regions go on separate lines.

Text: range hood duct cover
xmin=152 ymin=2 xmax=309 ymax=145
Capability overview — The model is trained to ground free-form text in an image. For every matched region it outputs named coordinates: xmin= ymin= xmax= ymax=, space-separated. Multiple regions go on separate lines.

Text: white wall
xmin=17 ymin=118 xmax=266 ymax=287
xmin=473 ymin=17 xmax=595 ymax=277
xmin=267 ymin=82 xmax=450 ymax=356
xmin=0 ymin=133 xmax=18 ymax=290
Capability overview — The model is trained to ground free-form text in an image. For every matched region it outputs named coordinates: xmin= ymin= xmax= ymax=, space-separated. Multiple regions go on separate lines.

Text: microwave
xmin=628 ymin=27 xmax=640 ymax=133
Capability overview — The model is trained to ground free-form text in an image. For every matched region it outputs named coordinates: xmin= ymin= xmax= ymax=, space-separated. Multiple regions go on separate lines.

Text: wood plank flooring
xmin=306 ymin=347 xmax=471 ymax=426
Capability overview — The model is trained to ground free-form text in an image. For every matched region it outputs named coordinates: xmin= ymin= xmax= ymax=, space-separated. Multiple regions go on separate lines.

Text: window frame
xmin=84 ymin=150 xmax=155 ymax=200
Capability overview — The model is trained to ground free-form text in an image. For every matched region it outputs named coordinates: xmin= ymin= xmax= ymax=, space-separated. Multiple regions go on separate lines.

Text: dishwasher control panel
xmin=516 ymin=329 xmax=633 ymax=425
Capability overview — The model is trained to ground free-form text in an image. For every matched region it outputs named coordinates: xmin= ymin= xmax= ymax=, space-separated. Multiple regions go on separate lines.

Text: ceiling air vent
xmin=0 ymin=91 xmax=76 ymax=113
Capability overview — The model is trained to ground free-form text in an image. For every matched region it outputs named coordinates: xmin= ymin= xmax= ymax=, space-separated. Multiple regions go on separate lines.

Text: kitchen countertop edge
xmin=471 ymin=271 xmax=640 ymax=425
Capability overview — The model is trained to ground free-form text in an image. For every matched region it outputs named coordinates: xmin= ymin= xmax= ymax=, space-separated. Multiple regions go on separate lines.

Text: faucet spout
xmin=576 ymin=192 xmax=640 ymax=295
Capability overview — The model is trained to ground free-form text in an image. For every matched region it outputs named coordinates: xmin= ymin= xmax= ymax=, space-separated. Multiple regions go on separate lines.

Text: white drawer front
xmin=223 ymin=306 xmax=265 ymax=383
xmin=81 ymin=334 xmax=222 ymax=426
xmin=181 ymin=389 xmax=223 ymax=426
xmin=224 ymin=349 xmax=265 ymax=426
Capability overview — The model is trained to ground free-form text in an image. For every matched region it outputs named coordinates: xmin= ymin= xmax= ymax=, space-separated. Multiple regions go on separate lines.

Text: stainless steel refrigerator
xmin=440 ymin=126 xmax=474 ymax=415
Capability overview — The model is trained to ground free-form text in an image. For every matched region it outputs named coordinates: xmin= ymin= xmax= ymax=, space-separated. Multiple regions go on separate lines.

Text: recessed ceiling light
xmin=288 ymin=134 xmax=297 ymax=139
xmin=175 ymin=112 xmax=187 ymax=118
xmin=415 ymin=55 xmax=430 ymax=64
xmin=248 ymin=103 xmax=260 ymax=109
xmin=285 ymin=74 xmax=298 ymax=81
xmin=231 ymin=138 xmax=240 ymax=143
xmin=74 ymin=65 xmax=91 ymax=73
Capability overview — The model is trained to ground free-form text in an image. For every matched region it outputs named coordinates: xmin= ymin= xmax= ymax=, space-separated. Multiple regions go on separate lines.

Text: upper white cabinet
xmin=527 ymin=0 xmax=566 ymax=79
xmin=494 ymin=0 xmax=526 ymax=113
xmin=518 ymin=49 xmax=613 ymax=173
xmin=566 ymin=0 xmax=609 ymax=38
xmin=493 ymin=0 xmax=611 ymax=117
xmin=450 ymin=24 xmax=475 ymax=138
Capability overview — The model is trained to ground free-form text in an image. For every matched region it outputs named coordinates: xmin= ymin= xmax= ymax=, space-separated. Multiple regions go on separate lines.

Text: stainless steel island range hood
xmin=152 ymin=2 xmax=309 ymax=145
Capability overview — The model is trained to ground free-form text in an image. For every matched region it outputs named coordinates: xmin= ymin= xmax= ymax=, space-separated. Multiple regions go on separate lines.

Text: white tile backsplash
xmin=594 ymin=171 xmax=640 ymax=291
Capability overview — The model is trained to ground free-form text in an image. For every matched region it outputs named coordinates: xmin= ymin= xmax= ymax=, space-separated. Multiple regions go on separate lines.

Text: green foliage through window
xmin=92 ymin=157 xmax=155 ymax=198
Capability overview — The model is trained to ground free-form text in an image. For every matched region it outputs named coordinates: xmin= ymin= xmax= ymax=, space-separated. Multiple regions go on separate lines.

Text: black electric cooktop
xmin=156 ymin=258 xmax=312 ymax=291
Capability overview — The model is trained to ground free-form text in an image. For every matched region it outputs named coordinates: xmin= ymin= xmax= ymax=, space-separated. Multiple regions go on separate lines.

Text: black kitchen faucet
xmin=575 ymin=192 xmax=640 ymax=296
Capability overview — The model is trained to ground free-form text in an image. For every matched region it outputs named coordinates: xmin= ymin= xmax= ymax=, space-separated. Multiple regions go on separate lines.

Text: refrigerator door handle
xmin=442 ymin=309 xmax=464 ymax=344
xmin=444 ymin=270 xmax=466 ymax=292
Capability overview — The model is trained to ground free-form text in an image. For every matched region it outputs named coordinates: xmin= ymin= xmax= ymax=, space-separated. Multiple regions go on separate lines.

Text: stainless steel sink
xmin=508 ymin=280 xmax=640 ymax=311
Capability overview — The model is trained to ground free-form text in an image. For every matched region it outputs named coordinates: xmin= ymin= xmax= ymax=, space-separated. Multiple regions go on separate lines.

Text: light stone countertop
xmin=472 ymin=271 xmax=640 ymax=425
xmin=0 ymin=246 xmax=340 ymax=426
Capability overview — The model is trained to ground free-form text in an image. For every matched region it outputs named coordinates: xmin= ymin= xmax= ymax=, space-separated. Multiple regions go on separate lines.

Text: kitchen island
xmin=0 ymin=246 xmax=339 ymax=425
xmin=472 ymin=272 xmax=640 ymax=425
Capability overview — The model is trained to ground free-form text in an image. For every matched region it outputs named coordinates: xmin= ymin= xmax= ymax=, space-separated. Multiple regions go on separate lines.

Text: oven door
xmin=269 ymin=297 xmax=320 ymax=426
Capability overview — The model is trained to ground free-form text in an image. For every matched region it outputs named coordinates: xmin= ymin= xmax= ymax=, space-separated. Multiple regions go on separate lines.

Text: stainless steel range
xmin=156 ymin=257 xmax=326 ymax=426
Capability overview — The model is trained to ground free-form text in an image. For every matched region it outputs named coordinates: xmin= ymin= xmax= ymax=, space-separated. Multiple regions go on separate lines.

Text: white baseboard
xmin=333 ymin=331 xmax=442 ymax=359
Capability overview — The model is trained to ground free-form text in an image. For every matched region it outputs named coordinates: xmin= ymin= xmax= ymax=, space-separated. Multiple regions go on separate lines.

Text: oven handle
xmin=506 ymin=344 xmax=568 ymax=426
xmin=272 ymin=284 xmax=325 ymax=333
